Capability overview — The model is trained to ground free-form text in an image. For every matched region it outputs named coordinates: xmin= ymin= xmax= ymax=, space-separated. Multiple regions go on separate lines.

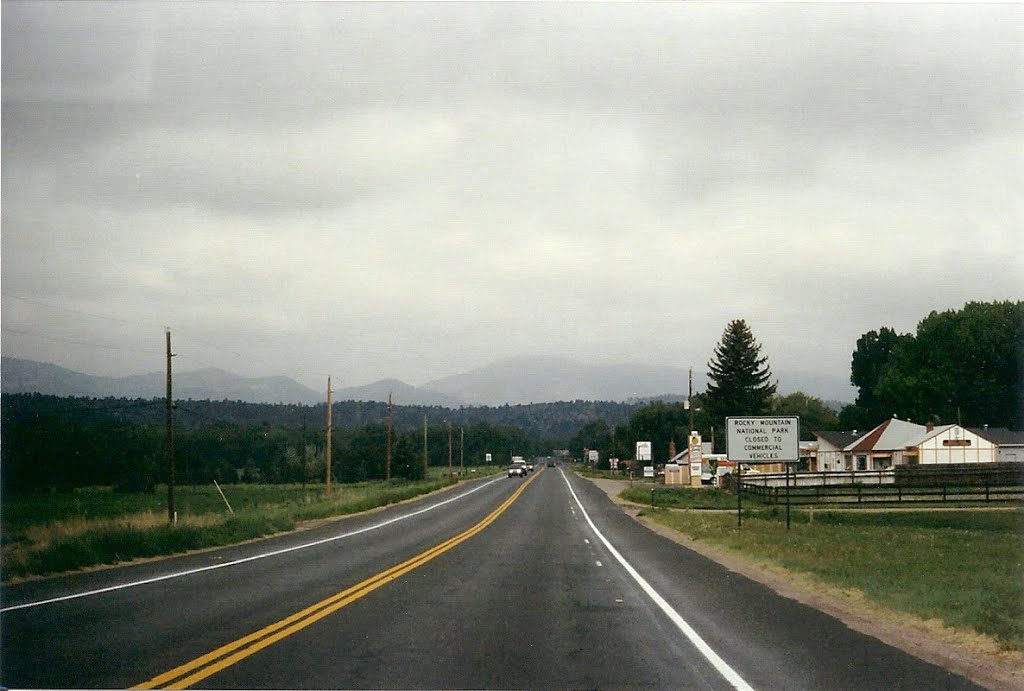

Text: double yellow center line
xmin=134 ymin=471 xmax=540 ymax=689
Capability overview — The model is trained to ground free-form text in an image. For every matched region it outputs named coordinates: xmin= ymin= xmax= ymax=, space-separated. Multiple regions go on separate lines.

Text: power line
xmin=4 ymin=294 xmax=165 ymax=329
xmin=3 ymin=327 xmax=161 ymax=357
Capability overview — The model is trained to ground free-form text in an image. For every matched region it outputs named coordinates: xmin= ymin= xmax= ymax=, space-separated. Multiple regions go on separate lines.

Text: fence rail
xmin=739 ymin=481 xmax=1024 ymax=506
xmin=735 ymin=464 xmax=1024 ymax=506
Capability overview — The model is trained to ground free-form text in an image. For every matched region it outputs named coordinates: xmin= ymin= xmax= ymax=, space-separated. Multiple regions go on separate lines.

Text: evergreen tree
xmin=705 ymin=319 xmax=777 ymax=433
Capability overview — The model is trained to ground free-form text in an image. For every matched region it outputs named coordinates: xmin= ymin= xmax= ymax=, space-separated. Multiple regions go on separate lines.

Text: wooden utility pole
xmin=165 ymin=329 xmax=176 ymax=523
xmin=385 ymin=392 xmax=393 ymax=481
xmin=460 ymin=427 xmax=464 ymax=476
xmin=301 ymin=410 xmax=308 ymax=490
xmin=423 ymin=415 xmax=429 ymax=479
xmin=326 ymin=376 xmax=332 ymax=498
xmin=447 ymin=420 xmax=453 ymax=478
xmin=689 ymin=367 xmax=694 ymax=434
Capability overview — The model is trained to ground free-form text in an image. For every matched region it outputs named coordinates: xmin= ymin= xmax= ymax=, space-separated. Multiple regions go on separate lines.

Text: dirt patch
xmin=586 ymin=477 xmax=1024 ymax=691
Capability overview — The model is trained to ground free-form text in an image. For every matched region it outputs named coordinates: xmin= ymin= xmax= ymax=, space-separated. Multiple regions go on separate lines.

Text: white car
xmin=508 ymin=462 xmax=527 ymax=477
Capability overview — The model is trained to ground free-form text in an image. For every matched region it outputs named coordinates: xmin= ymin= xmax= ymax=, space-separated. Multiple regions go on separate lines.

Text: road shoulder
xmin=584 ymin=476 xmax=1024 ymax=691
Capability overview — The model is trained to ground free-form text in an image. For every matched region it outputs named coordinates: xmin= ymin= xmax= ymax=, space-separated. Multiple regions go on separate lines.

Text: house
xmin=906 ymin=423 xmax=996 ymax=465
xmin=844 ymin=418 xmax=927 ymax=470
xmin=970 ymin=427 xmax=1024 ymax=463
xmin=666 ymin=442 xmax=713 ymax=466
xmin=812 ymin=419 xmax=1002 ymax=472
xmin=811 ymin=431 xmax=865 ymax=472
xmin=666 ymin=442 xmax=713 ymax=486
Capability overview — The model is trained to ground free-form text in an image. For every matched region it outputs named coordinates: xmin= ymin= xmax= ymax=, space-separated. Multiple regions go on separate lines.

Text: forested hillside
xmin=0 ymin=394 xmax=637 ymax=493
xmin=1 ymin=394 xmax=636 ymax=439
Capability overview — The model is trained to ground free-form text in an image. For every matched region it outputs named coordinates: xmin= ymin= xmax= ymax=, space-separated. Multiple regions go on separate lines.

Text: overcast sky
xmin=3 ymin=2 xmax=1021 ymax=398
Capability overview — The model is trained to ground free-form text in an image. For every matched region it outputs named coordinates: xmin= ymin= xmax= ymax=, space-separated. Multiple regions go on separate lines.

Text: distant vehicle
xmin=547 ymin=459 xmax=555 ymax=467
xmin=508 ymin=461 xmax=527 ymax=478
xmin=525 ymin=460 xmax=535 ymax=472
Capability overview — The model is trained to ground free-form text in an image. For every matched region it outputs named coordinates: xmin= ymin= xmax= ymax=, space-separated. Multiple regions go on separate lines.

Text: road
xmin=1 ymin=467 xmax=982 ymax=690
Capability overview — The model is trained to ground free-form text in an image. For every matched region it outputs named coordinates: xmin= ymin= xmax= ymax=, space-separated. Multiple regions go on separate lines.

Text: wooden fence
xmin=733 ymin=463 xmax=1024 ymax=507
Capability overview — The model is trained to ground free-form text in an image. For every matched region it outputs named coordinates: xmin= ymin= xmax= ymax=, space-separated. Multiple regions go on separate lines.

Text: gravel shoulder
xmin=586 ymin=477 xmax=1024 ymax=691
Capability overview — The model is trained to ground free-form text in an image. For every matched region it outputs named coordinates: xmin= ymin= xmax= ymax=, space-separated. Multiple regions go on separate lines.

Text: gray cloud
xmin=3 ymin=2 xmax=1021 ymax=399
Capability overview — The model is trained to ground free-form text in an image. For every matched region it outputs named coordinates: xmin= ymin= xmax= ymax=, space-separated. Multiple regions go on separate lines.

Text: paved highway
xmin=1 ymin=467 xmax=982 ymax=689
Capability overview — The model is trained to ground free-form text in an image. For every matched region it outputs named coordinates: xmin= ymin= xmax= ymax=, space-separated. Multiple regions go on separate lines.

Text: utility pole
xmin=326 ymin=376 xmax=332 ymax=498
xmin=447 ymin=420 xmax=453 ymax=478
xmin=689 ymin=366 xmax=694 ymax=434
xmin=460 ymin=427 xmax=464 ymax=476
xmin=301 ymin=410 xmax=308 ymax=490
xmin=165 ymin=329 xmax=176 ymax=524
xmin=423 ymin=414 xmax=429 ymax=479
xmin=385 ymin=392 xmax=393 ymax=481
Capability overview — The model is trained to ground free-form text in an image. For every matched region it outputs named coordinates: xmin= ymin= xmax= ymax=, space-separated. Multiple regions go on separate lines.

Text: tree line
xmin=0 ymin=394 xmax=623 ymax=493
xmin=571 ymin=301 xmax=1022 ymax=468
xmin=5 ymin=300 xmax=1015 ymax=491
xmin=841 ymin=301 xmax=1022 ymax=431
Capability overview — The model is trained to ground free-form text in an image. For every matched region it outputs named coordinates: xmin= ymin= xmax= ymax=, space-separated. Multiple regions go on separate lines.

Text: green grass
xmin=621 ymin=485 xmax=737 ymax=510
xmin=1 ymin=477 xmax=460 ymax=581
xmin=639 ymin=506 xmax=1024 ymax=651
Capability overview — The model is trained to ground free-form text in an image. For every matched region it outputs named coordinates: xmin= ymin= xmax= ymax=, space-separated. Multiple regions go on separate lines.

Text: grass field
xmin=621 ymin=485 xmax=737 ymax=509
xmin=0 ymin=470 xmax=504 ymax=581
xmin=636 ymin=502 xmax=1024 ymax=651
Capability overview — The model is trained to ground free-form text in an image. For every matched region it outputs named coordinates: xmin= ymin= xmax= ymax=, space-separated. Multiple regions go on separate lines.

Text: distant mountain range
xmin=421 ymin=356 xmax=701 ymax=405
xmin=1 ymin=355 xmax=854 ymax=407
xmin=1 ymin=357 xmax=323 ymax=404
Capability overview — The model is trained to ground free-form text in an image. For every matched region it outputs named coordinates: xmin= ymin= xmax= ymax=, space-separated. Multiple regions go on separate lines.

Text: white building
xmin=812 ymin=419 xmax=1002 ymax=471
xmin=971 ymin=428 xmax=1024 ymax=462
xmin=907 ymin=424 xmax=996 ymax=464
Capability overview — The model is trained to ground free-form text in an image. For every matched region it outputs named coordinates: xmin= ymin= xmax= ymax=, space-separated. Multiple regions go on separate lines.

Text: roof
xmin=668 ymin=442 xmax=714 ymax=463
xmin=909 ymin=424 xmax=957 ymax=447
xmin=814 ymin=430 xmax=862 ymax=449
xmin=848 ymin=418 xmax=926 ymax=453
xmin=968 ymin=427 xmax=1024 ymax=445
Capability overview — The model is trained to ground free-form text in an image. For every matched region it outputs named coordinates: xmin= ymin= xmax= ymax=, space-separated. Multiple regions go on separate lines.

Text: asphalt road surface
xmin=1 ymin=467 xmax=983 ymax=690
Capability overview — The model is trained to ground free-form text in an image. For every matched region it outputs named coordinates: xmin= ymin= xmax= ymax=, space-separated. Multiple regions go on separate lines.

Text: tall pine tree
xmin=705 ymin=319 xmax=777 ymax=426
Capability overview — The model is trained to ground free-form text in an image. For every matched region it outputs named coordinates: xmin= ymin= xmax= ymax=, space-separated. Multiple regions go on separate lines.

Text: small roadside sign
xmin=636 ymin=441 xmax=652 ymax=462
xmin=726 ymin=416 xmax=800 ymax=463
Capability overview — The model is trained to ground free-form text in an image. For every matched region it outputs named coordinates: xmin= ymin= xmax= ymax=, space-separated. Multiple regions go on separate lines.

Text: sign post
xmin=727 ymin=416 xmax=800 ymax=529
xmin=636 ymin=441 xmax=652 ymax=485
xmin=688 ymin=432 xmax=703 ymax=487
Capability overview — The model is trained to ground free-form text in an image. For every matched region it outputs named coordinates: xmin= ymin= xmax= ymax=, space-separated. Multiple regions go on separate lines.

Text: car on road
xmin=524 ymin=460 xmax=535 ymax=472
xmin=508 ymin=461 xmax=527 ymax=477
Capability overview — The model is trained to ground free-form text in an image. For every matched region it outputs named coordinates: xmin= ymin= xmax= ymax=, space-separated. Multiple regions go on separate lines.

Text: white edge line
xmin=559 ymin=469 xmax=755 ymax=691
xmin=2 ymin=476 xmax=505 ymax=612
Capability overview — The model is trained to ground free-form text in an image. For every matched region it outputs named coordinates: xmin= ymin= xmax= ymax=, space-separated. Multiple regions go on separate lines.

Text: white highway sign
xmin=726 ymin=416 xmax=800 ymax=463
